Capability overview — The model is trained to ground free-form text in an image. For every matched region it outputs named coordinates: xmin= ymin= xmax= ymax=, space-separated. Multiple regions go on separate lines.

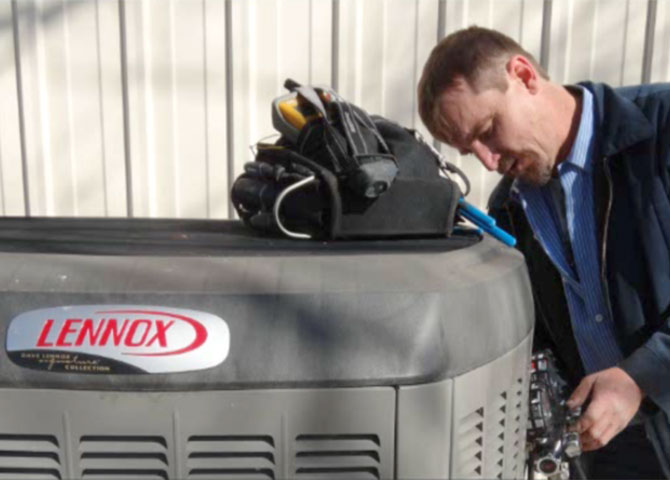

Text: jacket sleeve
xmin=619 ymin=339 xmax=670 ymax=409
xmin=618 ymin=92 xmax=670 ymax=412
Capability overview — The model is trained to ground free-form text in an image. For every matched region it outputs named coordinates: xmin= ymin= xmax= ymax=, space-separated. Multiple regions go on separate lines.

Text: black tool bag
xmin=231 ymin=79 xmax=468 ymax=240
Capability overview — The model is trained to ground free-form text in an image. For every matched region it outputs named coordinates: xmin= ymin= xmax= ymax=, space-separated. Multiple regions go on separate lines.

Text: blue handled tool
xmin=458 ymin=197 xmax=496 ymax=227
xmin=457 ymin=198 xmax=516 ymax=247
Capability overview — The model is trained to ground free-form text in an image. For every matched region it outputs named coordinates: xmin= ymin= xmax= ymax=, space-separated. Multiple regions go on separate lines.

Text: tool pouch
xmin=231 ymin=79 xmax=467 ymax=240
xmin=295 ymin=92 xmax=399 ymax=199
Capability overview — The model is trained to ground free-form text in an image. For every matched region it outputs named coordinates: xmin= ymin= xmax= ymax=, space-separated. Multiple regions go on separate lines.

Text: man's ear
xmin=506 ymin=55 xmax=539 ymax=93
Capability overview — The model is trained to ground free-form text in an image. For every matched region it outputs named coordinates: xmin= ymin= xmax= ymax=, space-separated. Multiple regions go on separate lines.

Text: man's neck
xmin=554 ymin=86 xmax=583 ymax=167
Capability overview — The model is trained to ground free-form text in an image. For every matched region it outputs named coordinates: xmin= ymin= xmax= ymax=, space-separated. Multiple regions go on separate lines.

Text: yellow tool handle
xmin=278 ymin=99 xmax=308 ymax=130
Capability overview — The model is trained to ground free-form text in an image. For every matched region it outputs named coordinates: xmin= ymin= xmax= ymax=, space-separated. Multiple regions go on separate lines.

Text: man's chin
xmin=501 ymin=158 xmax=554 ymax=187
xmin=511 ymin=170 xmax=552 ymax=187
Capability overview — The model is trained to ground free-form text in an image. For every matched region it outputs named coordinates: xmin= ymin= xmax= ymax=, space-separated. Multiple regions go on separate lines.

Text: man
xmin=418 ymin=26 xmax=670 ymax=479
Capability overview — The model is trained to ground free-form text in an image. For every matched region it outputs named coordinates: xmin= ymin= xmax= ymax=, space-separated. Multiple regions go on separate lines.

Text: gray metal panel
xmin=0 ymin=386 xmax=395 ymax=480
xmin=396 ymin=377 xmax=453 ymax=478
xmin=449 ymin=333 xmax=532 ymax=479
xmin=0 ymin=236 xmax=533 ymax=389
xmin=396 ymin=332 xmax=532 ymax=480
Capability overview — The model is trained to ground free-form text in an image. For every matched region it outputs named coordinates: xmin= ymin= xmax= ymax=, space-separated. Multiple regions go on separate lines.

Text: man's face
xmin=436 ymin=71 xmax=557 ymax=186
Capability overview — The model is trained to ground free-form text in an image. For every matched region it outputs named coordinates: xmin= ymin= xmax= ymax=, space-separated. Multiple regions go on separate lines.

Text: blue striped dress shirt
xmin=514 ymin=87 xmax=624 ymax=374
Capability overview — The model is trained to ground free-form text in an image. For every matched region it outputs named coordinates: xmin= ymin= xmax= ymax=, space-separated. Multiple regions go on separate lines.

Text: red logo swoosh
xmin=96 ymin=309 xmax=208 ymax=357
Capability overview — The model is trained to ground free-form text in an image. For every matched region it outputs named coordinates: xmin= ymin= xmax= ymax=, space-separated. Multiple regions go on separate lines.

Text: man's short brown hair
xmin=418 ymin=26 xmax=548 ymax=140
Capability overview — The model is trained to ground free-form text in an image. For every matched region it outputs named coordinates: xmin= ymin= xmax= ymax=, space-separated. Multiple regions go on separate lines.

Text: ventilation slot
xmin=486 ymin=392 xmax=507 ymax=479
xmin=510 ymin=377 xmax=527 ymax=475
xmin=79 ymin=435 xmax=168 ymax=480
xmin=187 ymin=435 xmax=275 ymax=479
xmin=455 ymin=407 xmax=484 ymax=478
xmin=0 ymin=434 xmax=62 ymax=480
xmin=294 ymin=434 xmax=380 ymax=479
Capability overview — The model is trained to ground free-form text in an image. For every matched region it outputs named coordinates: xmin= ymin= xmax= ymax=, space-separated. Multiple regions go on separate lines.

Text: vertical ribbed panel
xmin=0 ymin=2 xmax=27 ymax=216
xmin=78 ymin=435 xmax=168 ymax=480
xmin=0 ymin=434 xmax=62 ymax=480
xmin=650 ymin=0 xmax=670 ymax=83
xmin=548 ymin=0 xmax=648 ymax=85
xmin=12 ymin=0 xmax=127 ymax=217
xmin=186 ymin=435 xmax=276 ymax=479
xmin=294 ymin=434 xmax=381 ymax=479
xmin=1 ymin=0 xmax=666 ymax=216
xmin=122 ymin=0 xmax=213 ymax=219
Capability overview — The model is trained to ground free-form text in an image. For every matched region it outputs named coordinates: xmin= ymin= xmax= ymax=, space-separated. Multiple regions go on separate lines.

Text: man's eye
xmin=480 ymin=125 xmax=494 ymax=141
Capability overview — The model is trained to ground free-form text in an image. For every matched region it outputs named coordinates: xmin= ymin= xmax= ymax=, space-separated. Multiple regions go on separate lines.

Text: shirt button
xmin=595 ymin=314 xmax=604 ymax=323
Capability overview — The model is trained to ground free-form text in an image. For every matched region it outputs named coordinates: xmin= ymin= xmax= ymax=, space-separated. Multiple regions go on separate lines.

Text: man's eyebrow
xmin=464 ymin=115 xmax=493 ymax=144
xmin=435 ymin=117 xmax=458 ymax=146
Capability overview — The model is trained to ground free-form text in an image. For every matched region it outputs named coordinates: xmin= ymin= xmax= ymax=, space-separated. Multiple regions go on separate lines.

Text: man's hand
xmin=566 ymin=367 xmax=643 ymax=451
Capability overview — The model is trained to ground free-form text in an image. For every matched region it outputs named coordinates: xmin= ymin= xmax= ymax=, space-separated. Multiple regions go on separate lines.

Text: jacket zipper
xmin=601 ymin=156 xmax=615 ymax=320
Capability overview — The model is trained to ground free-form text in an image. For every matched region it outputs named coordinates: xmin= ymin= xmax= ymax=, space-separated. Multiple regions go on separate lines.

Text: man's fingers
xmin=583 ymin=414 xmax=612 ymax=443
xmin=576 ymin=395 xmax=608 ymax=434
xmin=570 ymin=367 xmax=644 ymax=452
xmin=568 ymin=375 xmax=596 ymax=409
xmin=581 ymin=421 xmax=617 ymax=452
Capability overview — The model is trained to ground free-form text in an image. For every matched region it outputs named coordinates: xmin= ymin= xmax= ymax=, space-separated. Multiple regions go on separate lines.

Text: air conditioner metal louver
xmin=455 ymin=407 xmax=484 ymax=478
xmin=78 ymin=435 xmax=168 ymax=480
xmin=510 ymin=376 xmax=527 ymax=476
xmin=486 ymin=392 xmax=507 ymax=479
xmin=0 ymin=434 xmax=62 ymax=480
xmin=294 ymin=434 xmax=381 ymax=479
xmin=186 ymin=435 xmax=275 ymax=479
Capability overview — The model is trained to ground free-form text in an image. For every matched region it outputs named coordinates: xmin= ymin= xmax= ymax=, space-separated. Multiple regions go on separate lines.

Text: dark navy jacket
xmin=489 ymin=82 xmax=670 ymax=471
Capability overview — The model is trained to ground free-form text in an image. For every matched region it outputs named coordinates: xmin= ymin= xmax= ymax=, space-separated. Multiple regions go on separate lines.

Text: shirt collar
xmin=559 ymin=86 xmax=595 ymax=173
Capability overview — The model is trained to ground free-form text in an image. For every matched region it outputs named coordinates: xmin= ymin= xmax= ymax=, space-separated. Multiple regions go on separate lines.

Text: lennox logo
xmin=34 ymin=310 xmax=207 ymax=357
xmin=7 ymin=306 xmax=229 ymax=373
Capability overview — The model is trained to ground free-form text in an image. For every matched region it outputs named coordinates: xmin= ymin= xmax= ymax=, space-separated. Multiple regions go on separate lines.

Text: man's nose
xmin=470 ymin=140 xmax=500 ymax=171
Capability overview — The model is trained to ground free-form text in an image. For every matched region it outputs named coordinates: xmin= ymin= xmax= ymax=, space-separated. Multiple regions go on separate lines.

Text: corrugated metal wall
xmin=0 ymin=0 xmax=662 ymax=217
